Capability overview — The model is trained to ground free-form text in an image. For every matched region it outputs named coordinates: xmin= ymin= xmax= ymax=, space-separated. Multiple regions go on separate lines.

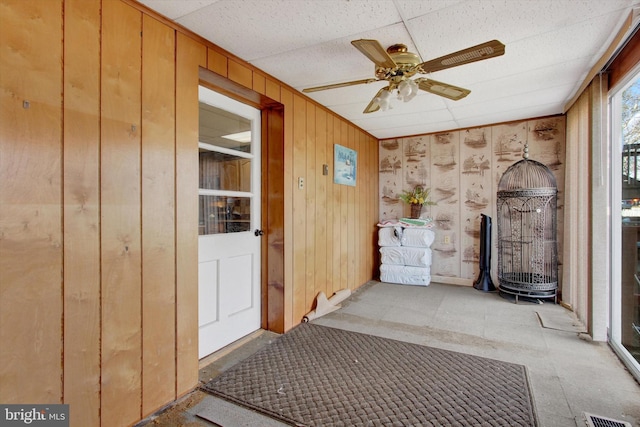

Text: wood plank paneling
xmin=207 ymin=48 xmax=227 ymax=76
xmin=281 ymin=88 xmax=294 ymax=330
xmin=367 ymin=134 xmax=375 ymax=281
xmin=292 ymin=93 xmax=307 ymax=323
xmin=606 ymin=19 xmax=640 ymax=90
xmin=325 ymin=114 xmax=335 ymax=294
xmin=100 ymin=2 xmax=143 ymax=425
xmin=229 ymin=59 xmax=253 ymax=89
xmin=315 ymin=108 xmax=328 ymax=298
xmin=356 ymin=131 xmax=365 ymax=285
xmin=0 ymin=0 xmax=63 ymax=403
xmin=331 ymin=117 xmax=343 ymax=295
xmin=305 ymin=101 xmax=316 ymax=306
xmin=340 ymin=122 xmax=349 ymax=290
xmin=347 ymin=126 xmax=356 ymax=290
xmin=264 ymin=107 xmax=286 ymax=333
xmin=253 ymin=73 xmax=266 ymax=95
xmin=369 ymin=135 xmax=378 ymax=279
xmin=62 ymin=0 xmax=101 ymax=425
xmin=355 ymin=130 xmax=362 ymax=286
xmin=141 ymin=14 xmax=176 ymax=415
xmin=175 ymin=32 xmax=205 ymax=396
xmin=372 ymin=136 xmax=377 ymax=275
xmin=266 ymin=78 xmax=281 ymax=102
xmin=357 ymin=132 xmax=365 ymax=285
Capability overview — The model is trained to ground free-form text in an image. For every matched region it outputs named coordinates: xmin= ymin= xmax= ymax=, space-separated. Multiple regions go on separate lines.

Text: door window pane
xmin=199 ymin=102 xmax=252 ymax=154
xmin=199 ymin=195 xmax=251 ymax=235
xmin=198 ymin=97 xmax=255 ymax=236
xmin=199 ymin=149 xmax=252 ymax=192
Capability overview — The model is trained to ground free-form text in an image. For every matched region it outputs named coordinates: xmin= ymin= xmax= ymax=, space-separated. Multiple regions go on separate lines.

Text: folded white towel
xmin=401 ymin=228 xmax=435 ymax=248
xmin=378 ymin=226 xmax=402 ymax=247
xmin=380 ymin=264 xmax=431 ymax=286
xmin=380 ymin=247 xmax=432 ymax=267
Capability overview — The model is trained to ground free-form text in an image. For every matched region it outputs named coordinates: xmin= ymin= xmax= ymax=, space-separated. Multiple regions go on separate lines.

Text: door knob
xmin=254 ymin=229 xmax=264 ymax=236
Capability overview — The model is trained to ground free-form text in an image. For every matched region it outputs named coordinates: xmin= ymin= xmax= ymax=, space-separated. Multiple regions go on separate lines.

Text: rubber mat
xmin=202 ymin=323 xmax=538 ymax=426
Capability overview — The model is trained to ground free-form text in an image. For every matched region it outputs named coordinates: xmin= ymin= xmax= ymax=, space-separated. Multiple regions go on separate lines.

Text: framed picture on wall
xmin=334 ymin=144 xmax=357 ymax=186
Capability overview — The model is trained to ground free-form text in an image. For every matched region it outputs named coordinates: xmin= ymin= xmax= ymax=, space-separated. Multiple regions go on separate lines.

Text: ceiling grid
xmin=139 ymin=0 xmax=640 ymax=138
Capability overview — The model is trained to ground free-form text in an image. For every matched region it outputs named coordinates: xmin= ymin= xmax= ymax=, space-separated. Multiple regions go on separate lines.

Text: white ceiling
xmin=138 ymin=0 xmax=640 ymax=139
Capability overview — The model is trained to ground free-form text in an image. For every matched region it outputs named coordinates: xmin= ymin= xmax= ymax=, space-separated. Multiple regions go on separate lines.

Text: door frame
xmin=199 ymin=67 xmax=286 ymax=334
xmin=197 ymin=85 xmax=262 ymax=358
xmin=609 ymin=64 xmax=640 ymax=381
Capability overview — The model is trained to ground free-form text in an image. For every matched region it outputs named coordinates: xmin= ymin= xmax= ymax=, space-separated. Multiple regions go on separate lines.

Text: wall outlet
xmin=298 ymin=177 xmax=304 ymax=190
xmin=443 ymin=235 xmax=451 ymax=244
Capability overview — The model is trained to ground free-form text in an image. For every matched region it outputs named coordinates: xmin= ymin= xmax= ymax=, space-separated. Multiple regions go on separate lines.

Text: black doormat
xmin=201 ymin=323 xmax=538 ymax=426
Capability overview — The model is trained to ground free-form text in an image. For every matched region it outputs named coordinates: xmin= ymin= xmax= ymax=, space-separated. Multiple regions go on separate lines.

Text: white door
xmin=198 ymin=86 xmax=261 ymax=358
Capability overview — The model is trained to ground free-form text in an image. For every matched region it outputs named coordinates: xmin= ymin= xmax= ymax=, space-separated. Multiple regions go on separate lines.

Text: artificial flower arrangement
xmin=398 ymin=185 xmax=436 ymax=218
xmin=398 ymin=186 xmax=436 ymax=206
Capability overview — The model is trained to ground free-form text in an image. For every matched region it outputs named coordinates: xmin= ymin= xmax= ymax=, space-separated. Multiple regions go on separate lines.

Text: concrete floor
xmin=140 ymin=281 xmax=640 ymax=427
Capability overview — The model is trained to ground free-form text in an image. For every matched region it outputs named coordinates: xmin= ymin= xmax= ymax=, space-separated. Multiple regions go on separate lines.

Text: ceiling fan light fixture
xmin=375 ymin=89 xmax=393 ymax=111
xmin=308 ymin=39 xmax=500 ymax=113
xmin=398 ymin=79 xmax=418 ymax=102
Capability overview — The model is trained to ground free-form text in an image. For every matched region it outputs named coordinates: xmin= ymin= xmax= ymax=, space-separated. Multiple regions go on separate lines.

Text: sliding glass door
xmin=611 ymin=67 xmax=640 ymax=380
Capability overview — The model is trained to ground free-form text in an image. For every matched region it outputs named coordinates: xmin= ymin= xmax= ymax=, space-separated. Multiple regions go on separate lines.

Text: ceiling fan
xmin=303 ymin=39 xmax=505 ymax=113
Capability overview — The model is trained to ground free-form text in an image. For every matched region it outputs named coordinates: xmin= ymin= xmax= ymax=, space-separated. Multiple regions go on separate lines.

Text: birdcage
xmin=497 ymin=149 xmax=558 ymax=303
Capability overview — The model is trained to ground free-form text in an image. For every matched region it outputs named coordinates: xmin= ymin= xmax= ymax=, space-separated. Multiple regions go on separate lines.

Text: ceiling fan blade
xmin=363 ymin=88 xmax=387 ymax=114
xmin=418 ymin=40 xmax=505 ymax=73
xmin=416 ymin=78 xmax=470 ymax=101
xmin=351 ymin=39 xmax=397 ymax=69
xmin=302 ymin=78 xmax=379 ymax=93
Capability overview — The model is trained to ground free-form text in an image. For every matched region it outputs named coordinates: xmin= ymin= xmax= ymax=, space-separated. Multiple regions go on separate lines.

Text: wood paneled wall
xmin=282 ymin=92 xmax=379 ymax=326
xmin=0 ymin=0 xmax=379 ymax=426
xmin=63 ymin=1 xmax=101 ymax=425
xmin=0 ymin=0 xmax=64 ymax=407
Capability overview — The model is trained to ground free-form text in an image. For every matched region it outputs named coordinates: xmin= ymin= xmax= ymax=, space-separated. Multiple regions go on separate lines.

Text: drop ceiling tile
xmin=303 ymin=82 xmax=389 ymax=107
xmin=175 ymin=0 xmax=402 ymax=61
xmin=350 ymin=106 xmax=457 ymax=138
xmin=454 ymin=102 xmax=561 ymax=130
xmin=406 ymin=0 xmax=635 ymax=61
xmin=357 ymin=107 xmax=454 ymax=129
xmin=450 ymin=83 xmax=576 ymax=124
xmin=431 ymin=25 xmax=612 ymax=95
xmin=458 ymin=59 xmax=590 ymax=103
xmin=252 ymin=25 xmax=415 ymax=90
xmin=327 ymin=93 xmax=451 ymax=126
xmin=372 ymin=120 xmax=462 ymax=139
xmin=394 ymin=0 xmax=465 ymax=20
xmin=136 ymin=0 xmax=219 ymax=19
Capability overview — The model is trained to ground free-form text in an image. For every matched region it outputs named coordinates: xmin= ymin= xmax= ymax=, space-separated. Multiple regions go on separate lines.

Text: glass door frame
xmin=609 ymin=63 xmax=640 ymax=381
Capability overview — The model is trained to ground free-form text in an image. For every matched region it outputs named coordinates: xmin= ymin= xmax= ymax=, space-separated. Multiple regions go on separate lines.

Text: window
xmin=198 ymin=101 xmax=254 ymax=235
